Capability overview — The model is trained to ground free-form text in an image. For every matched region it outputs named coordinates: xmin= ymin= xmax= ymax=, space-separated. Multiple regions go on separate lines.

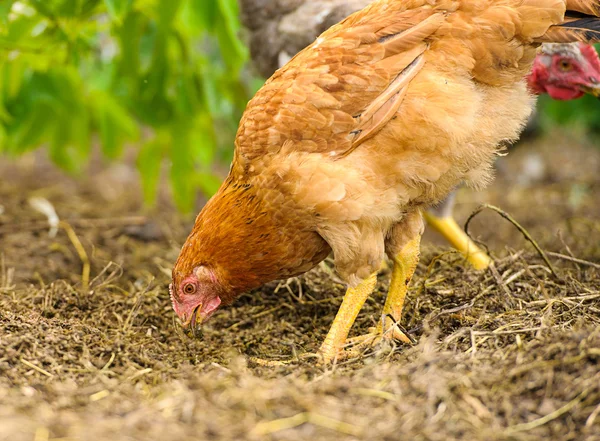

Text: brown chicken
xmin=238 ymin=1 xmax=600 ymax=271
xmin=172 ymin=0 xmax=600 ymax=363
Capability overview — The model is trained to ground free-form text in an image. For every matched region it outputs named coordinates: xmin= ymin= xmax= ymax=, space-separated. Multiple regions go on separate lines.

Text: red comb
xmin=580 ymin=43 xmax=600 ymax=73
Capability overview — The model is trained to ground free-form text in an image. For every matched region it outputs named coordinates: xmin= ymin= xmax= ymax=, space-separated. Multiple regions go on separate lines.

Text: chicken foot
xmin=423 ymin=211 xmax=491 ymax=270
xmin=423 ymin=191 xmax=491 ymax=270
xmin=317 ymin=273 xmax=378 ymax=363
xmin=345 ymin=235 xmax=420 ymax=355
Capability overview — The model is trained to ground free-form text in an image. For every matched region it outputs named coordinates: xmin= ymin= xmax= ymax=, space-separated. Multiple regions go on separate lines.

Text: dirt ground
xmin=1 ymin=131 xmax=599 ymax=441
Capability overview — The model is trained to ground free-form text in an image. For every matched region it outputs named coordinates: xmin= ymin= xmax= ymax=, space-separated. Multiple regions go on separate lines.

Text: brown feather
xmin=539 ymin=17 xmax=600 ymax=42
xmin=566 ymin=0 xmax=600 ymax=16
xmin=343 ymin=48 xmax=427 ymax=156
xmin=380 ymin=12 xmax=447 ymax=56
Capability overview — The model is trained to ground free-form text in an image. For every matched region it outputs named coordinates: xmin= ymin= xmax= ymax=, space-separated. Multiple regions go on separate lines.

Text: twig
xmin=524 ymin=294 xmax=600 ymax=306
xmin=101 ymin=353 xmax=116 ymax=371
xmin=429 ymin=287 xmax=493 ymax=323
xmin=89 ymin=390 xmax=110 ymax=402
xmin=508 ymin=354 xmax=587 ymax=378
xmin=350 ymin=388 xmax=398 ymax=402
xmin=122 ymin=282 xmax=153 ymax=333
xmin=464 ymin=204 xmax=559 ymax=279
xmin=504 ymin=269 xmax=526 ymax=286
xmin=489 ymin=263 xmax=511 ymax=297
xmin=586 ymin=401 xmax=600 ymax=428
xmin=126 ymin=368 xmax=153 ymax=381
xmin=59 ymin=221 xmax=90 ymax=292
xmin=20 ymin=358 xmax=54 ymax=377
xmin=252 ymin=413 xmax=308 ymax=435
xmin=470 ymin=330 xmax=478 ymax=355
xmin=472 ymin=325 xmax=555 ymax=336
xmin=546 ymin=252 xmax=600 ymax=270
xmin=506 ymin=388 xmax=590 ymax=433
xmin=308 ymin=413 xmax=362 ymax=436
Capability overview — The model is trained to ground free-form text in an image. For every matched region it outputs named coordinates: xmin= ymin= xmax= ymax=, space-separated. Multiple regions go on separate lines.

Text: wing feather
xmin=341 ymin=47 xmax=427 ymax=157
xmin=235 ymin=4 xmax=443 ymax=163
xmin=379 ymin=13 xmax=447 ymax=55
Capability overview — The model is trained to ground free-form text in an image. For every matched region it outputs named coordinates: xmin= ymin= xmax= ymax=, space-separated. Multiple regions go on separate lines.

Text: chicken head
xmin=170 ymin=265 xmax=222 ymax=333
xmin=530 ymin=42 xmax=600 ymax=100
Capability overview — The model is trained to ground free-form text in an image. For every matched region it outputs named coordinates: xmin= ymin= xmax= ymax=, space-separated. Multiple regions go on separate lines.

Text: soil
xmin=1 ymin=131 xmax=599 ymax=441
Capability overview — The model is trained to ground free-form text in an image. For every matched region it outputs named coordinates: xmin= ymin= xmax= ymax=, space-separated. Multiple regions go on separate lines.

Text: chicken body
xmin=239 ymin=0 xmax=600 ymax=272
xmin=172 ymin=0 xmax=600 ymax=361
xmin=230 ymin=0 xmax=541 ymax=284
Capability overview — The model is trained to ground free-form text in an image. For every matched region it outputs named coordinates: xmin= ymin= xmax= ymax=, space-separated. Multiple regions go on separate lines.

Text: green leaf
xmin=157 ymin=0 xmax=182 ymax=27
xmin=195 ymin=172 xmax=221 ymax=196
xmin=0 ymin=0 xmax=16 ymax=32
xmin=169 ymin=121 xmax=196 ymax=212
xmin=50 ymin=122 xmax=79 ymax=173
xmin=215 ymin=0 xmax=247 ymax=71
xmin=0 ymin=123 xmax=7 ymax=152
xmin=91 ymin=91 xmax=139 ymax=159
xmin=0 ymin=0 xmax=254 ymax=211
xmin=138 ymin=138 xmax=164 ymax=205
xmin=9 ymin=103 xmax=53 ymax=153
xmin=104 ymin=0 xmax=132 ymax=23
xmin=190 ymin=114 xmax=216 ymax=167
xmin=181 ymin=0 xmax=217 ymax=32
xmin=28 ymin=0 xmax=55 ymax=20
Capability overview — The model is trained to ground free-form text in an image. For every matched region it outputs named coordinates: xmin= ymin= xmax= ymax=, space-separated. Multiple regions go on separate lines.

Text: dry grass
xmin=1 ymin=134 xmax=599 ymax=441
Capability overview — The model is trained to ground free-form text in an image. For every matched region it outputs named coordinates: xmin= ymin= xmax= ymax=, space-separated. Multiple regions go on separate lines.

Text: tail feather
xmin=566 ymin=0 xmax=600 ymax=16
xmin=540 ymin=17 xmax=600 ymax=42
xmin=537 ymin=2 xmax=600 ymax=43
xmin=562 ymin=16 xmax=600 ymax=39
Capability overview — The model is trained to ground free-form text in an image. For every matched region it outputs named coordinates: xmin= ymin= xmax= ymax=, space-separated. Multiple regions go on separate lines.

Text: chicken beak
xmin=581 ymin=83 xmax=600 ymax=99
xmin=182 ymin=304 xmax=204 ymax=338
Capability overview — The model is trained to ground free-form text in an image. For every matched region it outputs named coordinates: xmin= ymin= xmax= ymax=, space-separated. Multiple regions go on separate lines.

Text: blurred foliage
xmin=0 ymin=4 xmax=598 ymax=212
xmin=539 ymin=94 xmax=600 ymax=134
xmin=0 ymin=0 xmax=256 ymax=212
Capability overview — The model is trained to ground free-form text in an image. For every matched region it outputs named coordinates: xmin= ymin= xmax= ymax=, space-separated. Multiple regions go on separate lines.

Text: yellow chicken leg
xmin=379 ymin=235 xmax=421 ymax=342
xmin=318 ymin=273 xmax=378 ymax=363
xmin=348 ymin=235 xmax=421 ymax=349
xmin=423 ymin=211 xmax=491 ymax=270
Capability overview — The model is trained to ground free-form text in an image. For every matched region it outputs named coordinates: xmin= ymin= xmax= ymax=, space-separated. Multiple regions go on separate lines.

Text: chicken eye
xmin=559 ymin=60 xmax=572 ymax=71
xmin=183 ymin=283 xmax=196 ymax=294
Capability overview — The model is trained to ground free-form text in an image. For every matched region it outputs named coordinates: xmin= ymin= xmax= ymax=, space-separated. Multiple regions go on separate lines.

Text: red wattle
xmin=544 ymin=85 xmax=584 ymax=101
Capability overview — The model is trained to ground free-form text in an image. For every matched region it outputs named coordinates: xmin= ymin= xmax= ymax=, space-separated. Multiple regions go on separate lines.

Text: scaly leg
xmin=348 ymin=234 xmax=421 ymax=350
xmin=318 ymin=273 xmax=378 ymax=363
xmin=423 ymin=211 xmax=491 ymax=270
xmin=425 ymin=190 xmax=491 ymax=270
xmin=379 ymin=235 xmax=421 ymax=341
